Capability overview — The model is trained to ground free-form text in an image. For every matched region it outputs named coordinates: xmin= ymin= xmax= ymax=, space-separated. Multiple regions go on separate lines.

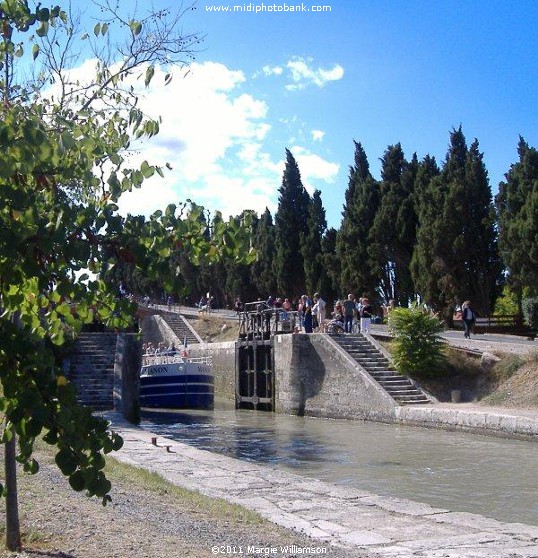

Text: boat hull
xmin=140 ymin=361 xmax=213 ymax=409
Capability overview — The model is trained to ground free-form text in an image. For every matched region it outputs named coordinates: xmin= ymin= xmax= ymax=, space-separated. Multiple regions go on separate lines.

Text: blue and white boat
xmin=140 ymin=352 xmax=213 ymax=409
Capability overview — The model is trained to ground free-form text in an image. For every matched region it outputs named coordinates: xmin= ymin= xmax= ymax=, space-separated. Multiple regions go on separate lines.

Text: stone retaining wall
xmin=188 ymin=341 xmax=236 ymax=403
xmin=396 ymin=405 xmax=538 ymax=440
xmin=273 ymin=333 xmax=398 ymax=420
xmin=140 ymin=315 xmax=177 ymax=347
xmin=134 ymin=318 xmax=538 ymax=440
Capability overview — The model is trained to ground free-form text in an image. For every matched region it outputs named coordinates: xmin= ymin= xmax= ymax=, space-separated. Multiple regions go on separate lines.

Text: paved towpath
xmin=105 ymin=410 xmax=538 ymax=558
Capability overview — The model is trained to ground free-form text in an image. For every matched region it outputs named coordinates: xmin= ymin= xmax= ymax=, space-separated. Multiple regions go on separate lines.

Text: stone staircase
xmin=160 ymin=312 xmax=202 ymax=345
xmin=329 ymin=333 xmax=431 ymax=405
xmin=65 ymin=332 xmax=117 ymax=411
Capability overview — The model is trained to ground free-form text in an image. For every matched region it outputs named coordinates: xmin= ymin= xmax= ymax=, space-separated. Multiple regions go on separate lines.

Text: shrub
xmin=388 ymin=306 xmax=446 ymax=378
xmin=522 ymin=297 xmax=538 ymax=330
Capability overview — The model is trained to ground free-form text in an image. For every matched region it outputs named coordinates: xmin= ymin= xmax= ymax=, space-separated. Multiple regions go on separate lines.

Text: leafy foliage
xmin=522 ymin=297 xmax=538 ymax=330
xmin=0 ymin=0 xmax=253 ymax=521
xmin=301 ymin=190 xmax=327 ymax=295
xmin=336 ymin=141 xmax=380 ymax=298
xmin=274 ymin=149 xmax=310 ymax=296
xmin=368 ymin=144 xmax=417 ymax=305
xmin=496 ymin=137 xmax=538 ymax=295
xmin=388 ymin=306 xmax=446 ymax=378
xmin=411 ymin=128 xmax=500 ymax=323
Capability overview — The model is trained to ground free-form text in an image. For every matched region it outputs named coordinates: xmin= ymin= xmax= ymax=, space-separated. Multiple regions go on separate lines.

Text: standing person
xmin=313 ymin=293 xmax=326 ymax=332
xmin=303 ymin=306 xmax=313 ymax=333
xmin=360 ymin=297 xmax=373 ymax=334
xmin=461 ymin=300 xmax=476 ymax=339
xmin=343 ymin=294 xmax=356 ymax=333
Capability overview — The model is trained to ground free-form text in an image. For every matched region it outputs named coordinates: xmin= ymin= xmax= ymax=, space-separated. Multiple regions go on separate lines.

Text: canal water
xmin=140 ymin=406 xmax=538 ymax=526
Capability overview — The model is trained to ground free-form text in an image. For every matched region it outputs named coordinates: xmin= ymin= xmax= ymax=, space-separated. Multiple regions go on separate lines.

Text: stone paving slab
xmin=105 ymin=411 xmax=538 ymax=557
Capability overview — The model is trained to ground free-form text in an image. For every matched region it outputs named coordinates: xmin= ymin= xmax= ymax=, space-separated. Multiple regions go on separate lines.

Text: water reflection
xmin=140 ymin=407 xmax=538 ymax=525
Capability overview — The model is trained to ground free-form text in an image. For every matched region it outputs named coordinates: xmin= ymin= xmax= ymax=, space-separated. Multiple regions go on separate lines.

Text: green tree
xmin=0 ymin=2 xmax=253 ymax=551
xmin=411 ymin=128 xmax=500 ymax=324
xmin=336 ymin=141 xmax=380 ymax=298
xmin=368 ymin=144 xmax=417 ymax=305
xmin=410 ymin=154 xmax=442 ymax=311
xmin=273 ymin=149 xmax=310 ymax=296
xmin=251 ymin=208 xmax=277 ymax=298
xmin=388 ymin=306 xmax=446 ymax=378
xmin=222 ymin=211 xmax=260 ymax=305
xmin=301 ymin=189 xmax=327 ymax=295
xmin=319 ymin=227 xmax=340 ymax=308
xmin=496 ymin=137 xmax=538 ymax=298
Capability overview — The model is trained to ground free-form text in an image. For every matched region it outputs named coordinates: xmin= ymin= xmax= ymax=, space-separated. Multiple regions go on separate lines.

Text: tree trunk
xmin=4 ymin=433 xmax=21 ymax=551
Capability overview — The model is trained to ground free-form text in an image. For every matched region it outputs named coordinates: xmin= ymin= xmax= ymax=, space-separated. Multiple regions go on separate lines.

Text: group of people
xmin=142 ymin=341 xmax=190 ymax=358
xmin=251 ymin=292 xmax=382 ymax=335
xmin=143 ymin=341 xmax=176 ymax=356
xmin=330 ymin=294 xmax=374 ymax=334
xmin=197 ymin=294 xmax=214 ymax=314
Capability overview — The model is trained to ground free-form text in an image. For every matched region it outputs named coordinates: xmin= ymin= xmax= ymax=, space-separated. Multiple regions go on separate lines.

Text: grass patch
xmin=30 ymin=437 xmax=263 ymax=526
xmin=488 ymin=353 xmax=525 ymax=385
xmin=103 ymin=456 xmax=264 ymax=525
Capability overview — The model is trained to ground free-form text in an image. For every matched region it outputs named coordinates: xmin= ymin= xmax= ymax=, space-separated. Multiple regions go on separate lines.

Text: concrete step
xmin=329 ymin=332 xmax=431 ymax=406
xmin=67 ymin=332 xmax=117 ymax=411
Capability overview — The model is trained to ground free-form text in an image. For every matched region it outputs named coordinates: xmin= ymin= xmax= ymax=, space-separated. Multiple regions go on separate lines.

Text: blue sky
xmin=65 ymin=0 xmax=538 ymax=228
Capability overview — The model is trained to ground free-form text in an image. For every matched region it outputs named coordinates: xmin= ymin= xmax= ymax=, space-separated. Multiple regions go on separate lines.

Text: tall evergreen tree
xmin=223 ymin=212 xmax=260 ymax=305
xmin=368 ymin=144 xmax=417 ymax=305
xmin=496 ymin=137 xmax=538 ymax=296
xmin=410 ymin=155 xmax=442 ymax=309
xmin=273 ymin=149 xmax=310 ymax=296
xmin=302 ymin=190 xmax=327 ymax=294
xmin=319 ymin=227 xmax=340 ymax=308
xmin=411 ymin=128 xmax=500 ymax=323
xmin=251 ymin=208 xmax=278 ymax=298
xmin=336 ymin=141 xmax=380 ymax=298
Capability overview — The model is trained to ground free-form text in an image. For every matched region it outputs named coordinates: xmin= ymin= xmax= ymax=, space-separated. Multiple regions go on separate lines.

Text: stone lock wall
xmin=188 ymin=341 xmax=237 ymax=403
xmin=272 ymin=333 xmax=398 ymax=421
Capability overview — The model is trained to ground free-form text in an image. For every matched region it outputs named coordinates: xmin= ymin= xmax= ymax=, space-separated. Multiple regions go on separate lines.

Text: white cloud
xmin=49 ymin=58 xmax=340 ymax=220
xmin=287 ymin=146 xmax=340 ymax=194
xmin=311 ymin=130 xmax=325 ymax=142
xmin=261 ymin=65 xmax=283 ymax=76
xmin=117 ymin=61 xmax=281 ymax=217
xmin=284 ymin=56 xmax=344 ymax=91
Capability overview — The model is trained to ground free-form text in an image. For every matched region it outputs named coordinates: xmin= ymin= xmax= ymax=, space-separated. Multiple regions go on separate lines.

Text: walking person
xmin=461 ymin=300 xmax=476 ymax=339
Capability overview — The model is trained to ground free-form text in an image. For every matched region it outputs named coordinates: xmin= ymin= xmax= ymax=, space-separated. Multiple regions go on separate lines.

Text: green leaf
xmin=55 ymin=449 xmax=77 ymax=476
xmin=36 ymin=21 xmax=49 ymax=37
xmin=69 ymin=470 xmax=86 ymax=492
xmin=93 ymin=23 xmax=101 ymax=36
xmin=1 ymin=428 xmax=13 ymax=443
xmin=129 ymin=20 xmax=142 ymax=36
xmin=144 ymin=66 xmax=155 ymax=87
xmin=37 ymin=7 xmax=50 ymax=21
xmin=140 ymin=160 xmax=154 ymax=178
xmin=23 ymin=458 xmax=39 ymax=475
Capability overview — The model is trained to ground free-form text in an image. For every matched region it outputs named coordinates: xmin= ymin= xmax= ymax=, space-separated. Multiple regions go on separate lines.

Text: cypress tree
xmin=319 ymin=227 xmax=340 ymax=308
xmin=368 ymin=144 xmax=417 ymax=305
xmin=410 ymin=155 xmax=442 ymax=309
xmin=496 ymin=137 xmax=538 ymax=297
xmin=273 ymin=149 xmax=310 ymax=296
xmin=302 ymin=189 xmax=327 ymax=295
xmin=412 ymin=127 xmax=499 ymax=323
xmin=336 ymin=141 xmax=380 ymax=298
xmin=251 ymin=208 xmax=278 ymax=298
